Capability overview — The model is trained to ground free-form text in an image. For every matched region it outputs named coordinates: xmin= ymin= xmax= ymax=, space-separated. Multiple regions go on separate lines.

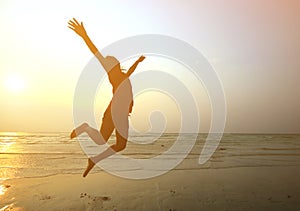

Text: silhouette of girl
xmin=68 ymin=18 xmax=145 ymax=177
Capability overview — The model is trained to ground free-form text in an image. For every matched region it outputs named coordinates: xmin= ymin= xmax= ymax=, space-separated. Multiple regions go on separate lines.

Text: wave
xmin=1 ymin=133 xmax=300 ymax=180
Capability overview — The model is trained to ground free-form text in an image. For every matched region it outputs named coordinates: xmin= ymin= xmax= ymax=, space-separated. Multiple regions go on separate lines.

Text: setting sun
xmin=4 ymin=74 xmax=26 ymax=93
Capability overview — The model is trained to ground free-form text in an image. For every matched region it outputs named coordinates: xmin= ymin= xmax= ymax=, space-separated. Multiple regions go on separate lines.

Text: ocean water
xmin=0 ymin=133 xmax=300 ymax=179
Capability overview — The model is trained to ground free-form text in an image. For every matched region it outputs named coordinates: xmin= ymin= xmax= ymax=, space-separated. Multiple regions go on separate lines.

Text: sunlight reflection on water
xmin=0 ymin=140 xmax=14 ymax=153
xmin=0 ymin=183 xmax=8 ymax=197
xmin=0 ymin=185 xmax=4 ymax=196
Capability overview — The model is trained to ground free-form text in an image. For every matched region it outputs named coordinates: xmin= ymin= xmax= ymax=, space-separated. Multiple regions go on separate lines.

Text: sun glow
xmin=4 ymin=74 xmax=26 ymax=93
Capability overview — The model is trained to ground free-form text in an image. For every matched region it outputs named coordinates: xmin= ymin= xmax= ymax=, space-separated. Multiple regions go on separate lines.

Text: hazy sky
xmin=0 ymin=0 xmax=299 ymax=133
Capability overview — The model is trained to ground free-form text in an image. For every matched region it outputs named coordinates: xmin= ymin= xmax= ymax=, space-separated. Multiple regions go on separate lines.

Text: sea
xmin=0 ymin=133 xmax=300 ymax=180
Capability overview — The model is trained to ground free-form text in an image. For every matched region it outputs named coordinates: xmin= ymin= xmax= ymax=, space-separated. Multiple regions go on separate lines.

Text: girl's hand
xmin=138 ymin=55 xmax=146 ymax=62
xmin=68 ymin=18 xmax=87 ymax=37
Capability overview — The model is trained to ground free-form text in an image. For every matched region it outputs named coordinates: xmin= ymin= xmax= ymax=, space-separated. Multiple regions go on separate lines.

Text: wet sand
xmin=1 ymin=166 xmax=300 ymax=210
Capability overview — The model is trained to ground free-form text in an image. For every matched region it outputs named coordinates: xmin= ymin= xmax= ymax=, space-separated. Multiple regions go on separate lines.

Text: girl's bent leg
xmin=83 ymin=129 xmax=128 ymax=177
xmin=70 ymin=123 xmax=107 ymax=145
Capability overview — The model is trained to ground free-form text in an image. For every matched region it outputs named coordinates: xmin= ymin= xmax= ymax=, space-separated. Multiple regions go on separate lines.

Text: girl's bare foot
xmin=70 ymin=130 xmax=77 ymax=139
xmin=70 ymin=123 xmax=88 ymax=139
xmin=83 ymin=158 xmax=95 ymax=178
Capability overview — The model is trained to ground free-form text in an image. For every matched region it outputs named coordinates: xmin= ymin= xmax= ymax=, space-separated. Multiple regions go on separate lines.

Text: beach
xmin=1 ymin=133 xmax=300 ymax=210
xmin=1 ymin=166 xmax=300 ymax=210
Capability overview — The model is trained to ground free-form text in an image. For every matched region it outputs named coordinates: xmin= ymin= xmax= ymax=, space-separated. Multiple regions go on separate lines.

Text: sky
xmin=0 ymin=0 xmax=299 ymax=133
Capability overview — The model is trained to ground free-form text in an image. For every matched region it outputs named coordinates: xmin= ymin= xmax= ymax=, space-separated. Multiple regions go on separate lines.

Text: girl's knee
xmin=115 ymin=142 xmax=127 ymax=152
xmin=82 ymin=122 xmax=89 ymax=127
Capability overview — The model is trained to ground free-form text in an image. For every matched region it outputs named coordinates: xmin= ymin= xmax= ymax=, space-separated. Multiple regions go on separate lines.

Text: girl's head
xmin=105 ymin=56 xmax=120 ymax=71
